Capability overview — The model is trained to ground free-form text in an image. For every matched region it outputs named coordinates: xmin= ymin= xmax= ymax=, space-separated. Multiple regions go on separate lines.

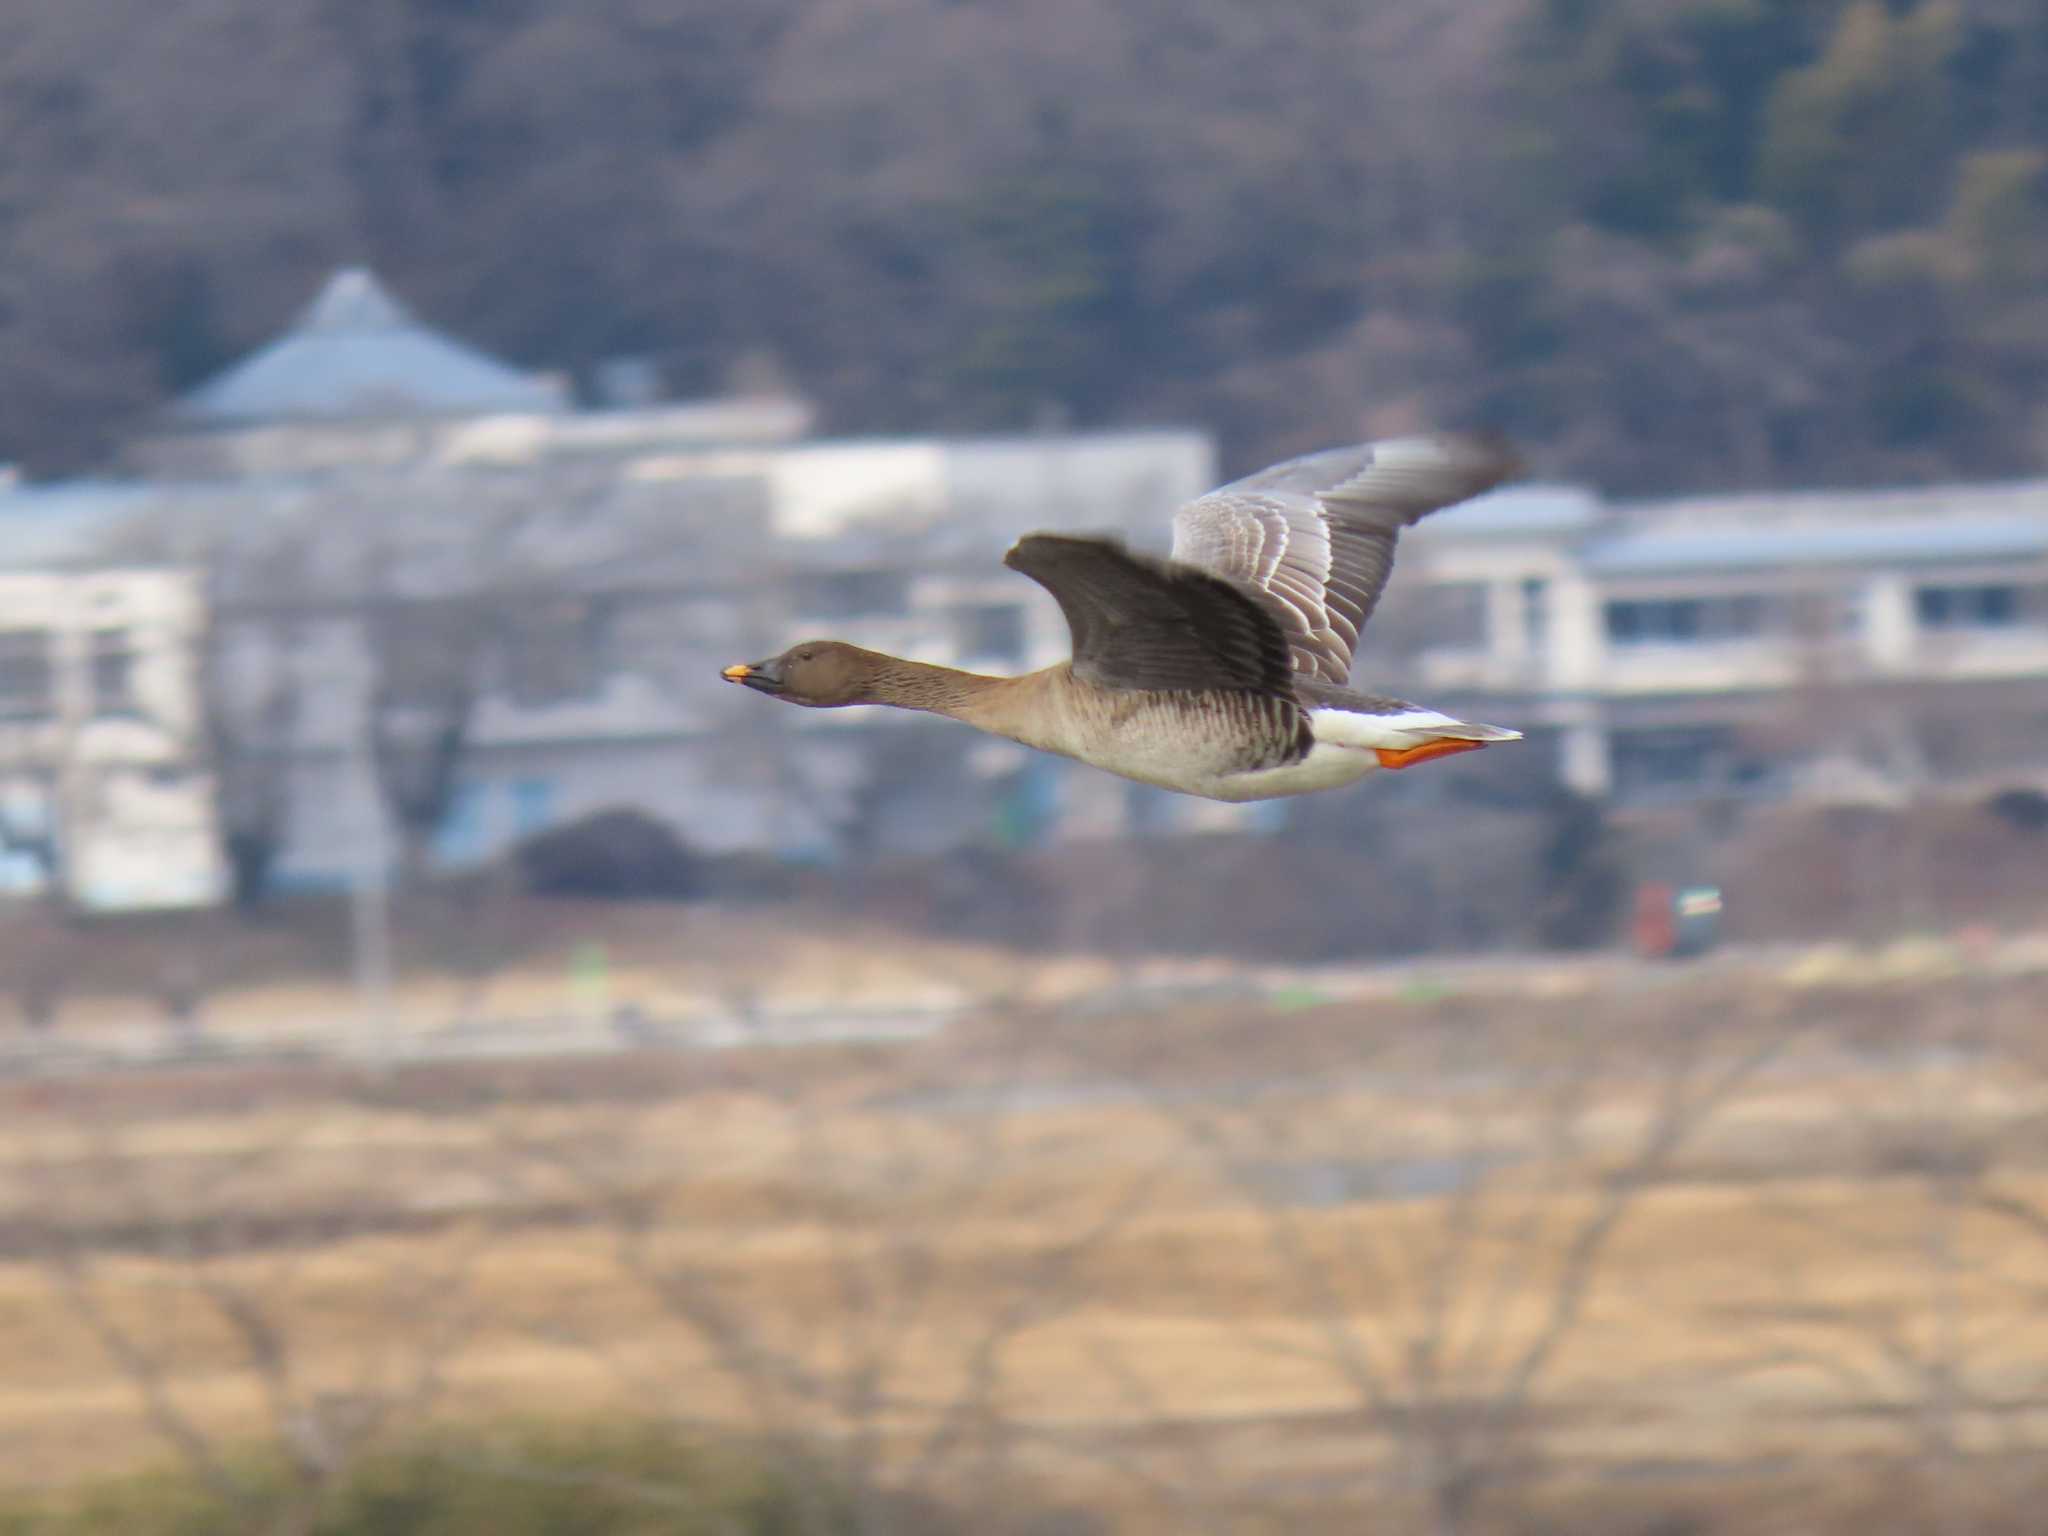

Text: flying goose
xmin=723 ymin=432 xmax=1524 ymax=802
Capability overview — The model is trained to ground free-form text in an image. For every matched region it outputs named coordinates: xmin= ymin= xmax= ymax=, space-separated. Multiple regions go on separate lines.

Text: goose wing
xmin=1169 ymin=432 xmax=1521 ymax=685
xmin=1003 ymin=533 xmax=1295 ymax=695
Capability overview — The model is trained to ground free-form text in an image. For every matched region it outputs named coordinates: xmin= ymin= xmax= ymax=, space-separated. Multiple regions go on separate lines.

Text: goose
xmin=722 ymin=431 xmax=1524 ymax=802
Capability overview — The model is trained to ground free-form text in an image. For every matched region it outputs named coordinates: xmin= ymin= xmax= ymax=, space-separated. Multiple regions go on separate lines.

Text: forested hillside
xmin=2 ymin=0 xmax=2044 ymax=490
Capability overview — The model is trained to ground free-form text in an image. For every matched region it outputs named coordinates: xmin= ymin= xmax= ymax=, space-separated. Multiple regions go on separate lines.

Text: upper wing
xmin=1169 ymin=432 xmax=1522 ymax=684
xmin=1002 ymin=533 xmax=1295 ymax=696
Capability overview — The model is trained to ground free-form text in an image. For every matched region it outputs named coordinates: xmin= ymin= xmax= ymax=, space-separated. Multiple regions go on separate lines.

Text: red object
xmin=1633 ymin=882 xmax=1676 ymax=958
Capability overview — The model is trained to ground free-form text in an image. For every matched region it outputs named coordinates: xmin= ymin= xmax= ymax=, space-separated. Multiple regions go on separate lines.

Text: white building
xmin=1404 ymin=477 xmax=2048 ymax=803
xmin=0 ymin=562 xmax=224 ymax=909
xmin=11 ymin=266 xmax=1221 ymax=887
xmin=11 ymin=261 xmax=2043 ymax=906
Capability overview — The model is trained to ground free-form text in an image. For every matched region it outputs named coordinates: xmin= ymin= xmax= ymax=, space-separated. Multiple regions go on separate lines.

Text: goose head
xmin=721 ymin=640 xmax=887 ymax=707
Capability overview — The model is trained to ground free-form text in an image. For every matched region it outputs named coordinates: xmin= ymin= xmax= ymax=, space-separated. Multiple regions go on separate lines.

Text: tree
xmin=492 ymin=1023 xmax=1167 ymax=1534
xmin=1516 ymin=0 xmax=1814 ymax=239
xmin=104 ymin=463 xmax=726 ymax=902
xmin=7 ymin=0 xmax=2048 ymax=491
xmin=1759 ymin=1 xmax=1964 ymax=241
xmin=362 ymin=589 xmax=499 ymax=889
xmin=201 ymin=581 xmax=304 ymax=911
xmin=28 ymin=1108 xmax=497 ymax=1536
xmin=1530 ymin=788 xmax=1626 ymax=950
xmin=1730 ymin=981 xmax=2048 ymax=1536
xmin=1151 ymin=1003 xmax=1786 ymax=1535
xmin=0 ymin=737 xmax=67 ymax=900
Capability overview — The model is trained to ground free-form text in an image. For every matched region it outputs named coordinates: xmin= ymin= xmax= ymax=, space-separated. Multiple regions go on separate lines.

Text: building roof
xmin=0 ymin=480 xmax=160 ymax=568
xmin=1586 ymin=516 xmax=2048 ymax=575
xmin=173 ymin=267 xmax=570 ymax=427
xmin=1616 ymin=477 xmax=2048 ymax=528
xmin=1410 ymin=483 xmax=1606 ymax=541
xmin=1591 ymin=478 xmax=2048 ymax=573
xmin=0 ymin=477 xmax=303 ymax=569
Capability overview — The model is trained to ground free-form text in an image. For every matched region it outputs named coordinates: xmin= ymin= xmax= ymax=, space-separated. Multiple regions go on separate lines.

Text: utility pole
xmin=348 ymin=675 xmax=395 ymax=1071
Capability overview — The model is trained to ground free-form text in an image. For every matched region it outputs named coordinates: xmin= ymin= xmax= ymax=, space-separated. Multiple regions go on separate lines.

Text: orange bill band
xmin=721 ymin=664 xmax=752 ymax=680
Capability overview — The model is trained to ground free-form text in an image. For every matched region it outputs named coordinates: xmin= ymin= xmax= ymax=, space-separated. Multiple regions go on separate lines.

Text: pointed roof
xmin=174 ymin=267 xmax=570 ymax=426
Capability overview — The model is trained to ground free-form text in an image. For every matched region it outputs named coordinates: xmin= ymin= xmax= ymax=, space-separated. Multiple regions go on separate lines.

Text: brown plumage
xmin=722 ymin=431 xmax=1526 ymax=802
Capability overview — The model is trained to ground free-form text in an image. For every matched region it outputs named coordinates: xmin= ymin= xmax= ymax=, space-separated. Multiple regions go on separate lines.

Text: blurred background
xmin=2 ymin=1 xmax=2047 ymax=1532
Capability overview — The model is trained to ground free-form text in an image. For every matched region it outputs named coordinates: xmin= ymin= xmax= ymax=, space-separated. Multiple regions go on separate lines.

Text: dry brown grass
xmin=0 ymin=890 xmax=1130 ymax=1043
xmin=5 ymin=969 xmax=2048 ymax=1531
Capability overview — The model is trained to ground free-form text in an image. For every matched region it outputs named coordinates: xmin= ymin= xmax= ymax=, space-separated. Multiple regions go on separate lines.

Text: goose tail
xmin=1306 ymin=700 xmax=1522 ymax=770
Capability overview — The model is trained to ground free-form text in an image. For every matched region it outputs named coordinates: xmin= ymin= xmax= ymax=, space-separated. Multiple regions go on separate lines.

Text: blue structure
xmin=173 ymin=268 xmax=569 ymax=427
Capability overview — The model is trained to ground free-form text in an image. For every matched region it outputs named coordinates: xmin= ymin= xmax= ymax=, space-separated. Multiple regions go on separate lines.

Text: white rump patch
xmin=1309 ymin=706 xmax=1523 ymax=751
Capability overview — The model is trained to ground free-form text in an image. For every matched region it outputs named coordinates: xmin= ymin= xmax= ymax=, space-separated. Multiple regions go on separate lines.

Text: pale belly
xmin=1197 ymin=742 xmax=1383 ymax=802
xmin=1049 ymin=736 xmax=1381 ymax=803
xmin=992 ymin=685 xmax=1407 ymax=804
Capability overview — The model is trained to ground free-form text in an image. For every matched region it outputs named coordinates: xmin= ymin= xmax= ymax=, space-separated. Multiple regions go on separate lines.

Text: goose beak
xmin=722 ymin=658 xmax=785 ymax=695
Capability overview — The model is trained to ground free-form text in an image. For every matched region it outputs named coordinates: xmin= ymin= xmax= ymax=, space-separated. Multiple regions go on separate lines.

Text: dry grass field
xmin=4 ymin=936 xmax=2048 ymax=1531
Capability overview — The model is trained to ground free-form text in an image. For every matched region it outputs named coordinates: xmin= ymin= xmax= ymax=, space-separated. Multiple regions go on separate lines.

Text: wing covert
xmin=1002 ymin=533 xmax=1295 ymax=697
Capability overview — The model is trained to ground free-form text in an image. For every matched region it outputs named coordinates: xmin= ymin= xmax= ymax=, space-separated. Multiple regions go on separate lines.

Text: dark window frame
xmin=1605 ymin=594 xmax=1768 ymax=646
xmin=0 ymin=631 xmax=55 ymax=722
xmin=1915 ymin=583 xmax=2021 ymax=630
xmin=89 ymin=628 xmax=142 ymax=719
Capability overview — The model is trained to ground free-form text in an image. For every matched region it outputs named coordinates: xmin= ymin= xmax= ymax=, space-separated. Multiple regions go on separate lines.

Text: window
xmin=1916 ymin=584 xmax=2018 ymax=630
xmin=0 ymin=631 xmax=53 ymax=721
xmin=90 ymin=629 xmax=139 ymax=717
xmin=956 ymin=602 xmax=1025 ymax=663
xmin=1605 ymin=595 xmax=1765 ymax=645
xmin=1520 ymin=578 xmax=1549 ymax=653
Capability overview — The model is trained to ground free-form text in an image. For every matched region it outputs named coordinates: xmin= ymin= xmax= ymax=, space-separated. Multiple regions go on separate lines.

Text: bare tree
xmin=1140 ymin=1001 xmax=1787 ymax=1536
xmin=104 ymin=464 xmax=728 ymax=902
xmin=363 ymin=590 xmax=500 ymax=888
xmin=201 ymin=600 xmax=303 ymax=911
xmin=1731 ymin=979 xmax=2048 ymax=1536
xmin=26 ymin=1106 xmax=498 ymax=1536
xmin=490 ymin=1020 xmax=1171 ymax=1533
xmin=0 ymin=630 xmax=74 ymax=905
xmin=10 ymin=911 xmax=69 ymax=1033
xmin=95 ymin=508 xmax=304 ymax=911
xmin=0 ymin=761 xmax=63 ymax=894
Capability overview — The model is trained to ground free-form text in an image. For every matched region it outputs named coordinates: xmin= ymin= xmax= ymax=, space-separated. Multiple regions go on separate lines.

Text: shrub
xmin=1987 ymin=787 xmax=2048 ymax=834
xmin=1 ymin=1422 xmax=1018 ymax=1536
xmin=514 ymin=809 xmax=702 ymax=900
